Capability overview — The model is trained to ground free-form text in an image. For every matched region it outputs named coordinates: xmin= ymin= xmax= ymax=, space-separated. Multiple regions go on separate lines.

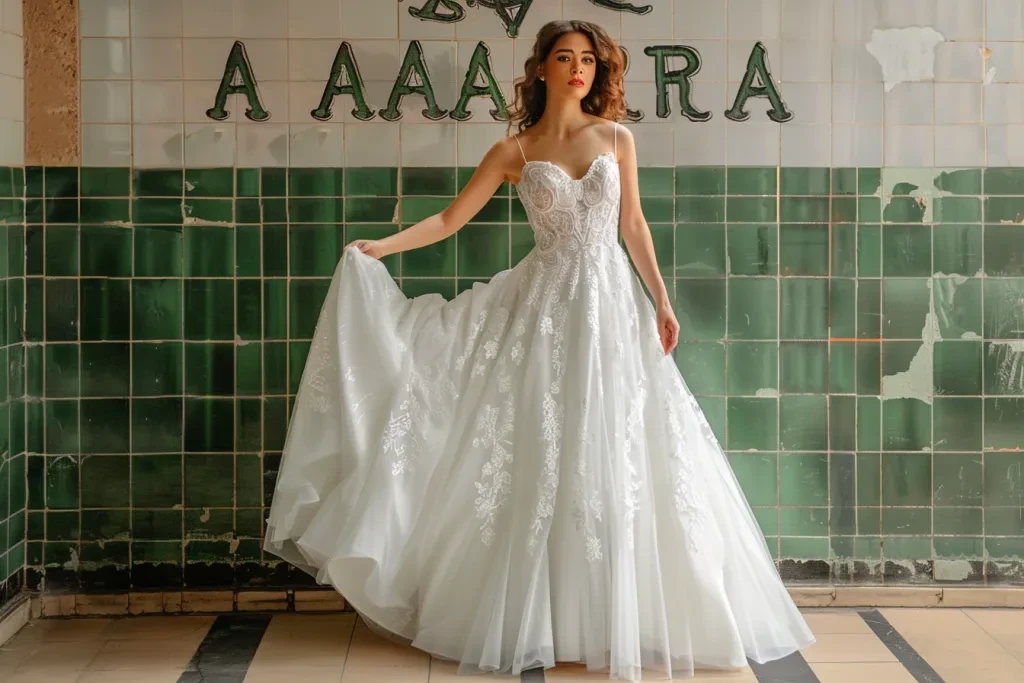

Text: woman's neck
xmin=534 ymin=97 xmax=588 ymax=139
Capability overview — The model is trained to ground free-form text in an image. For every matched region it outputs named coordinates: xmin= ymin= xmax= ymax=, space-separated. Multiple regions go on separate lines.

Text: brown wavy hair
xmin=507 ymin=20 xmax=626 ymax=133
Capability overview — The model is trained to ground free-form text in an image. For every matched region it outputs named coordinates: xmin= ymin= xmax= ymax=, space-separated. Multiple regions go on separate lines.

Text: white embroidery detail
xmin=528 ymin=391 xmax=564 ymax=552
xmin=473 ymin=397 xmax=515 ymax=546
xmin=302 ymin=324 xmax=336 ymax=414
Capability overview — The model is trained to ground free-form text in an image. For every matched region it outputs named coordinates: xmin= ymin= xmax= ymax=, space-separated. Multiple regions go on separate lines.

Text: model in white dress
xmin=265 ymin=20 xmax=814 ymax=682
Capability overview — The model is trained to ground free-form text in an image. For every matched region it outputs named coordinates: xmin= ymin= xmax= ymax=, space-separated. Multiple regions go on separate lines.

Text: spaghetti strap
xmin=513 ymin=135 xmax=528 ymax=163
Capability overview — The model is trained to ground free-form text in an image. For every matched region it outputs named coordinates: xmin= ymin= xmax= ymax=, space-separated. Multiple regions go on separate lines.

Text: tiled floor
xmin=0 ymin=609 xmax=1022 ymax=682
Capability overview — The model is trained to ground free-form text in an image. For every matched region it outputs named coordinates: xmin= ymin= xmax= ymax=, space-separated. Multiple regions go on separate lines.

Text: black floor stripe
xmin=177 ymin=614 xmax=272 ymax=683
xmin=749 ymin=652 xmax=821 ymax=683
xmin=860 ymin=610 xmax=945 ymax=683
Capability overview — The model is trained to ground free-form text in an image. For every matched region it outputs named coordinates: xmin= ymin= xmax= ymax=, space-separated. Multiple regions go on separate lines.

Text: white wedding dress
xmin=265 ymin=137 xmax=815 ymax=680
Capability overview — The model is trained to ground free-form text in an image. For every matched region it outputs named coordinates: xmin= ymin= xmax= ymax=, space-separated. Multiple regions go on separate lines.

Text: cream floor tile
xmin=105 ymin=616 xmax=214 ymax=641
xmin=267 ymin=613 xmax=358 ymax=634
xmin=341 ymin=668 xmax=430 ymax=683
xmin=76 ymin=669 xmax=185 ymax=683
xmin=245 ymin=664 xmax=345 ymax=683
xmin=346 ymin=623 xmax=431 ymax=666
xmin=249 ymin=639 xmax=353 ymax=669
xmin=3 ymin=639 xmax=106 ymax=673
xmin=342 ymin=625 xmax=430 ymax=683
xmin=802 ymin=633 xmax=897 ymax=663
xmin=810 ymin=662 xmax=918 ymax=683
xmin=426 ymin=658 xmax=504 ymax=681
xmin=546 ymin=663 xmax=757 ymax=681
xmin=86 ymin=636 xmax=205 ymax=671
xmin=11 ymin=619 xmax=115 ymax=644
xmin=882 ymin=608 xmax=1024 ymax=683
xmin=4 ymin=671 xmax=80 ymax=683
xmin=965 ymin=609 xmax=1024 ymax=665
xmin=249 ymin=613 xmax=356 ymax=670
xmin=801 ymin=611 xmax=873 ymax=634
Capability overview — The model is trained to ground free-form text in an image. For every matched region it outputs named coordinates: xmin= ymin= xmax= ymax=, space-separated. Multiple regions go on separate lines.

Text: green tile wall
xmin=0 ymin=166 xmax=26 ymax=608
xmin=9 ymin=164 xmax=1024 ymax=591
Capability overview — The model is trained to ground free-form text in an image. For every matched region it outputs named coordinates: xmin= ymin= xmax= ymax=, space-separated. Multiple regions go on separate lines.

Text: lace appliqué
xmin=528 ymin=391 xmax=564 ymax=553
xmin=666 ymin=397 xmax=710 ymax=553
xmin=384 ymin=366 xmax=457 ymax=476
xmin=302 ymin=323 xmax=337 ymax=414
xmin=622 ymin=387 xmax=647 ymax=550
xmin=473 ymin=395 xmax=515 ymax=546
xmin=572 ymin=399 xmax=604 ymax=562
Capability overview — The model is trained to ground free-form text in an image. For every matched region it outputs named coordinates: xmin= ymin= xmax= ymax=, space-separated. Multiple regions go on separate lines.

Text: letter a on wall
xmin=311 ymin=42 xmax=376 ymax=121
xmin=206 ymin=41 xmax=270 ymax=122
xmin=725 ymin=42 xmax=792 ymax=123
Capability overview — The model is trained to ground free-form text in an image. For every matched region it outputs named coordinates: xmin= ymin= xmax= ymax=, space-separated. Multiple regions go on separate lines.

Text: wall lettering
xmin=381 ymin=41 xmax=450 ymax=121
xmin=644 ymin=45 xmax=710 ymax=122
xmin=725 ymin=42 xmax=793 ymax=123
xmin=408 ymin=0 xmax=465 ymax=23
xmin=207 ymin=40 xmax=792 ymax=124
xmin=451 ymin=42 xmax=509 ymax=121
xmin=311 ymin=42 xmax=375 ymax=122
xmin=592 ymin=0 xmax=653 ymax=15
xmin=410 ymin=0 xmax=652 ymax=36
xmin=466 ymin=0 xmax=532 ymax=38
xmin=206 ymin=41 xmax=270 ymax=122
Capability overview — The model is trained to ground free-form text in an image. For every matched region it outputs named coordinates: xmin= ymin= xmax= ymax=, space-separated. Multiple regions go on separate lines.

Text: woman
xmin=265 ymin=20 xmax=814 ymax=681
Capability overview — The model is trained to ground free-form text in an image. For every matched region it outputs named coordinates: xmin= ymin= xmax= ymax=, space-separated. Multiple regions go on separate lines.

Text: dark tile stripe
xmin=749 ymin=653 xmax=821 ymax=683
xmin=177 ymin=614 xmax=272 ymax=683
xmin=522 ymin=667 xmax=545 ymax=681
xmin=860 ymin=610 xmax=946 ymax=683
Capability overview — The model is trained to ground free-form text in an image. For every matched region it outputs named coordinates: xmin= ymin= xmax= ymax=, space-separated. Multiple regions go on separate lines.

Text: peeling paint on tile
xmin=882 ymin=280 xmax=940 ymax=403
xmin=981 ymin=46 xmax=996 ymax=85
xmin=989 ymin=340 xmax=1024 ymax=394
xmin=934 ymin=559 xmax=974 ymax=582
xmin=866 ymin=27 xmax=945 ymax=92
xmin=881 ymin=168 xmax=952 ymax=223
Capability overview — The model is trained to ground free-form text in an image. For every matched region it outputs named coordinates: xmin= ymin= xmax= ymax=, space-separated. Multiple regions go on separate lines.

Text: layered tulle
xmin=265 ymin=153 xmax=813 ymax=680
xmin=265 ymin=246 xmax=813 ymax=680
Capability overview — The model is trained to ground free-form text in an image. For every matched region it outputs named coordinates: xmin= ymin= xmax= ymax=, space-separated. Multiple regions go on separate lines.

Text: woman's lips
xmin=569 ymin=79 xmax=585 ymax=87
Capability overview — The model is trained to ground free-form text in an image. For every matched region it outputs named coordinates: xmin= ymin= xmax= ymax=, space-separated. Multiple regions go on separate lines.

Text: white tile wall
xmin=0 ymin=0 xmax=22 ymax=164
xmin=74 ymin=0 xmax=1024 ymax=167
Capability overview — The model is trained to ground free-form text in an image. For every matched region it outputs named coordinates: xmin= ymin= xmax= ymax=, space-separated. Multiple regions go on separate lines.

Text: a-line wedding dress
xmin=265 ymin=126 xmax=814 ymax=680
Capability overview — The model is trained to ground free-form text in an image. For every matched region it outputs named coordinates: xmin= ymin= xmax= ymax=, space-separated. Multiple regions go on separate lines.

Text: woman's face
xmin=539 ymin=32 xmax=597 ymax=101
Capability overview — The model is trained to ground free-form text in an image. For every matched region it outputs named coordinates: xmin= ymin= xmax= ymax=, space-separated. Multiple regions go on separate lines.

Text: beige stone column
xmin=24 ymin=0 xmax=79 ymax=165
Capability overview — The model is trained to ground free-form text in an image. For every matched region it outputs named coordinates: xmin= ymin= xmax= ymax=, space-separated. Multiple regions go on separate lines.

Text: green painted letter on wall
xmin=725 ymin=42 xmax=793 ymax=123
xmin=643 ymin=45 xmax=711 ymax=122
xmin=408 ymin=0 xmax=466 ymax=22
xmin=206 ymin=41 xmax=270 ymax=122
xmin=311 ymin=42 xmax=375 ymax=122
xmin=381 ymin=41 xmax=450 ymax=122
xmin=450 ymin=42 xmax=508 ymax=121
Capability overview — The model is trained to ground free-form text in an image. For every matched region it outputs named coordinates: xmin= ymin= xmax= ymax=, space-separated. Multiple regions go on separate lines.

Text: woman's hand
xmin=656 ymin=302 xmax=680 ymax=356
xmin=348 ymin=239 xmax=390 ymax=260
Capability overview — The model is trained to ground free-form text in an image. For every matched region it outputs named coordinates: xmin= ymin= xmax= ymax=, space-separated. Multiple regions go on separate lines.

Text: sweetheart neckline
xmin=517 ymin=151 xmax=617 ymax=185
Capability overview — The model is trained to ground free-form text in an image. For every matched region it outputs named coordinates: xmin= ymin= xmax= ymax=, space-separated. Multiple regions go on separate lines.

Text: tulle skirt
xmin=265 ymin=246 xmax=815 ymax=680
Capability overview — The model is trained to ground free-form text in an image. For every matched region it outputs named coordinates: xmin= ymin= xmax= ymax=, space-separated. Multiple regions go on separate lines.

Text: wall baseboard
xmin=0 ymin=596 xmax=31 ymax=646
xmin=18 ymin=586 xmax=1023 ymax=620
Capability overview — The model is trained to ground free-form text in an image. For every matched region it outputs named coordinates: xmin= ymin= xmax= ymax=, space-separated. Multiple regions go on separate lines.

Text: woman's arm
xmin=616 ymin=125 xmax=679 ymax=354
xmin=352 ymin=140 xmax=516 ymax=258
